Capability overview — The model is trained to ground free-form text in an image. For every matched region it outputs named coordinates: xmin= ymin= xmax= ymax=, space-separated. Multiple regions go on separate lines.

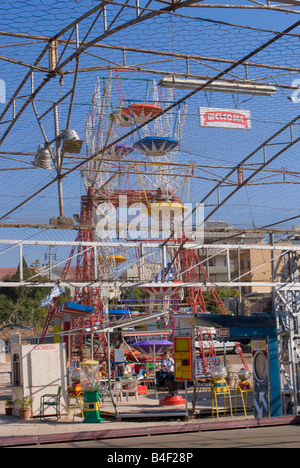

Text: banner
xmin=199 ymin=107 xmax=251 ymax=130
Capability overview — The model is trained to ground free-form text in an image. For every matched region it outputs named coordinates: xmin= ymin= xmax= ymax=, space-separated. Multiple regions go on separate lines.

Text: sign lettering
xmin=216 ymin=328 xmax=230 ymax=338
xmin=199 ymin=107 xmax=251 ymax=130
xmin=33 ymin=345 xmax=56 ymax=352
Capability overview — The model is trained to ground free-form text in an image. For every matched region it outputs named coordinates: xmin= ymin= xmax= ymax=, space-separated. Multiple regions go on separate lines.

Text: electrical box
xmin=174 ymin=336 xmax=193 ymax=381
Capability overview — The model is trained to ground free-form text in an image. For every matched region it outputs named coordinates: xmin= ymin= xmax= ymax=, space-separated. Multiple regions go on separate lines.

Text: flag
xmin=154 ymin=262 xmax=174 ymax=282
xmin=40 ymin=285 xmax=65 ymax=307
xmin=49 ymin=285 xmax=65 ymax=299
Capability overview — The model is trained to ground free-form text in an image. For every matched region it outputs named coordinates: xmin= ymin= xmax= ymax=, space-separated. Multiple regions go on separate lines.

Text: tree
xmin=202 ymin=287 xmax=240 ymax=314
xmin=0 ymin=257 xmax=70 ymax=328
xmin=0 ymin=295 xmax=14 ymax=323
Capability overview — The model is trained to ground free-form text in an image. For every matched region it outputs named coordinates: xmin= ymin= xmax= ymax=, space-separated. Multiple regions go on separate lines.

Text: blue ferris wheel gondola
xmin=133 ymin=136 xmax=179 ymax=156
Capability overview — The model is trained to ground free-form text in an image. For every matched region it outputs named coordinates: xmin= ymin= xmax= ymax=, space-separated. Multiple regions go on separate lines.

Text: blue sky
xmin=189 ymin=0 xmax=300 ymax=29
xmin=0 ymin=1 xmax=300 ymax=268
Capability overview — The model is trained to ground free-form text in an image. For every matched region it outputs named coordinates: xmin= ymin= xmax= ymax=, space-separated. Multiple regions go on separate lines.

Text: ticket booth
xmin=173 ymin=315 xmax=195 ymax=382
xmin=10 ymin=333 xmax=68 ymax=418
xmin=174 ymin=336 xmax=193 ymax=381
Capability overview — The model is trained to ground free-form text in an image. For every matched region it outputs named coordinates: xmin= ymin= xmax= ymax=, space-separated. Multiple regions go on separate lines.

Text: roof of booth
xmin=53 ymin=302 xmax=94 ymax=319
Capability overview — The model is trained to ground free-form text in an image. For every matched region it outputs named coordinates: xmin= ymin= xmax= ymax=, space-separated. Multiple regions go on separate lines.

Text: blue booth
xmin=195 ymin=314 xmax=281 ymax=417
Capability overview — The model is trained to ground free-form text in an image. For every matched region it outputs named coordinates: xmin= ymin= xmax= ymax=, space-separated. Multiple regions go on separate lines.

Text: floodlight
xmin=61 ymin=129 xmax=83 ymax=154
xmin=158 ymin=77 xmax=277 ymax=96
xmin=33 ymin=146 xmax=53 ymax=170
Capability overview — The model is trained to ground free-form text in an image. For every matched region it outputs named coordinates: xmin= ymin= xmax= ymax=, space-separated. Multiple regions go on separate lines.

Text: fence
xmin=196 ymin=357 xmax=220 ymax=379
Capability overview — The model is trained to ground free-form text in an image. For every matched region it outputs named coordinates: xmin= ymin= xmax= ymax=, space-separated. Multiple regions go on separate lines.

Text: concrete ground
xmin=5 ymin=351 xmax=298 ymax=448
xmin=0 ymin=353 xmax=258 ymax=446
xmin=2 ymin=348 xmax=300 ymax=447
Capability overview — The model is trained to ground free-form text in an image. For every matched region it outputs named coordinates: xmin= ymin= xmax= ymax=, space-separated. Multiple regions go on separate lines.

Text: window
xmin=12 ymin=353 xmax=21 ymax=386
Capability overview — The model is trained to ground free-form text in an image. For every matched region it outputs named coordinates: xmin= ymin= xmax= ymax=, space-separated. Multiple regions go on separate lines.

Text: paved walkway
xmin=0 ymin=356 xmax=258 ymax=446
xmin=2 ymin=356 xmax=299 ymax=447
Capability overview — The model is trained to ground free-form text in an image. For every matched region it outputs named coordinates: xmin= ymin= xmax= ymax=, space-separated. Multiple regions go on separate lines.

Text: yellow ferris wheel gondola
xmin=151 ymin=202 xmax=187 ymax=211
xmin=150 ymin=201 xmax=188 ymax=218
xmin=98 ymin=254 xmax=127 ymax=265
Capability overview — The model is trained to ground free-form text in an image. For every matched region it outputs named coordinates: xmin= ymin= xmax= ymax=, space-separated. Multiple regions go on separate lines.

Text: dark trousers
xmin=156 ymin=370 xmax=174 ymax=386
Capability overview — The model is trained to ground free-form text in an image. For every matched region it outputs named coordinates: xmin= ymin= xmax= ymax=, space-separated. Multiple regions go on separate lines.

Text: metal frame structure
xmin=1 ymin=238 xmax=299 ymax=284
xmin=1 ymin=0 xmax=300 ymax=415
xmin=272 ymin=243 xmax=300 ymax=415
xmin=2 ymin=235 xmax=300 ymax=415
xmin=1 ymin=3 xmax=300 ymax=225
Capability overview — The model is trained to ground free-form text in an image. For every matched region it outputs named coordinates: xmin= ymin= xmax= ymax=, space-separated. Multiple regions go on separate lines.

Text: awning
xmin=194 ymin=313 xmax=276 ymax=340
xmin=194 ymin=313 xmax=276 ymax=329
xmin=53 ymin=302 xmax=94 ymax=319
xmin=141 ymin=281 xmax=184 ymax=295
xmin=131 ymin=339 xmax=173 ymax=354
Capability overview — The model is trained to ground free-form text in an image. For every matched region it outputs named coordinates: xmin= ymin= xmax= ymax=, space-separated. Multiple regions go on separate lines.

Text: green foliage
xmin=16 ymin=396 xmax=33 ymax=409
xmin=117 ymin=286 xmax=146 ymax=311
xmin=202 ymin=287 xmax=240 ymax=314
xmin=0 ymin=257 xmax=70 ymax=328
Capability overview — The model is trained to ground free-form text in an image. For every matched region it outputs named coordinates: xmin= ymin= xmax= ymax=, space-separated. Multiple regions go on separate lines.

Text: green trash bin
xmin=80 ymin=360 xmax=104 ymax=423
xmin=83 ymin=390 xmax=104 ymax=423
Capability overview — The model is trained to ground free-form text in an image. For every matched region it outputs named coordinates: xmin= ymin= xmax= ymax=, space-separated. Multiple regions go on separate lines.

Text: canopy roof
xmin=53 ymin=302 xmax=94 ymax=319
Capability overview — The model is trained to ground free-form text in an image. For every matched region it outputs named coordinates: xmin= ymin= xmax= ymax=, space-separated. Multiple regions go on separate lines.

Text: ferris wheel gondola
xmin=105 ymin=143 xmax=134 ymax=160
xmin=121 ymin=103 xmax=162 ymax=124
xmin=133 ymin=135 xmax=179 ymax=156
xmin=141 ymin=280 xmax=184 ymax=296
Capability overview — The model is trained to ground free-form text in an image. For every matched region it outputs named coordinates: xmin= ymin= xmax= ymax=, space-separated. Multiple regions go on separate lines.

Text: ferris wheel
xmin=81 ymin=72 xmax=190 ymax=226
xmin=78 ymin=73 xmax=192 ymax=304
xmin=138 ymin=81 xmax=188 ymax=201
xmin=81 ymin=74 xmax=134 ymax=193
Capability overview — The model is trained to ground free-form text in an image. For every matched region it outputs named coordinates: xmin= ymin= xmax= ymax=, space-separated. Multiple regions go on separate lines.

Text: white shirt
xmin=162 ymin=357 xmax=174 ymax=372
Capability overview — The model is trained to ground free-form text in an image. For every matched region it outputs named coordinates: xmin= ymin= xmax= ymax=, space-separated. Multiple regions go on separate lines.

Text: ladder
xmin=234 ymin=342 xmax=250 ymax=372
xmin=39 ymin=242 xmax=77 ymax=344
xmin=274 ymin=254 xmax=300 ymax=415
xmin=196 ymin=327 xmax=218 ymax=376
xmin=197 ymin=328 xmax=217 ymax=360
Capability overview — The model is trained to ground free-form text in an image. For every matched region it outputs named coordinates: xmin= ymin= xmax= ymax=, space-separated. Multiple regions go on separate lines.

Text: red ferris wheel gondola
xmin=121 ymin=103 xmax=162 ymax=125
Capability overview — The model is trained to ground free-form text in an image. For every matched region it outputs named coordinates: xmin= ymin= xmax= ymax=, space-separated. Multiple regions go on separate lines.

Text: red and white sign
xmin=141 ymin=281 xmax=184 ymax=296
xmin=216 ymin=328 xmax=230 ymax=338
xmin=199 ymin=107 xmax=251 ymax=130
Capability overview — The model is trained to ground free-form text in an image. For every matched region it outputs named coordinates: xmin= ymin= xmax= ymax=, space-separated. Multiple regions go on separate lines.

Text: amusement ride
xmin=39 ymin=71 xmax=230 ymax=364
xmin=1 ymin=0 xmax=300 ymax=417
